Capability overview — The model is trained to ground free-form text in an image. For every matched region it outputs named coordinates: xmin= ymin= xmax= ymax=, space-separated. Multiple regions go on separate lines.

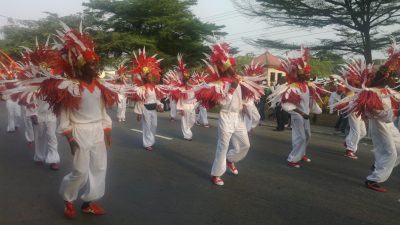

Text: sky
xmin=0 ymin=0 xmax=389 ymax=59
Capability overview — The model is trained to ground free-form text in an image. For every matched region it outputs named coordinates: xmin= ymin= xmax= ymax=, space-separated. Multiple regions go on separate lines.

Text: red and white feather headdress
xmin=280 ymin=47 xmax=312 ymax=84
xmin=54 ymin=21 xmax=99 ymax=78
xmin=130 ymin=47 xmax=163 ymax=85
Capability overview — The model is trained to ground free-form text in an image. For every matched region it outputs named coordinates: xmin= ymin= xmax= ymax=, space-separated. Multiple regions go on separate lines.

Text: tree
xmin=83 ymin=0 xmax=226 ymax=67
xmin=234 ymin=0 xmax=400 ymax=63
xmin=0 ymin=13 xmax=84 ymax=59
xmin=309 ymin=50 xmax=345 ymax=77
xmin=236 ymin=53 xmax=255 ymax=70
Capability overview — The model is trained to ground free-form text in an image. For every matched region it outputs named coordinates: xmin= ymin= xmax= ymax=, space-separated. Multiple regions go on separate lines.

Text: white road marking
xmin=130 ymin=129 xmax=174 ymax=140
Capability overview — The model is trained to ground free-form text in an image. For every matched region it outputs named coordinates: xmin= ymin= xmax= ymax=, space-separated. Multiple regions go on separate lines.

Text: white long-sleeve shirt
xmin=219 ymin=83 xmax=243 ymax=114
xmin=58 ymin=85 xmax=112 ymax=134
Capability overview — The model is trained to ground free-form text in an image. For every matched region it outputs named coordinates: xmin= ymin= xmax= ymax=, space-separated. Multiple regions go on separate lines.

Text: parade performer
xmin=334 ymin=63 xmax=367 ymax=160
xmin=269 ymin=48 xmax=325 ymax=168
xmin=22 ymin=105 xmax=35 ymax=147
xmin=130 ymin=48 xmax=167 ymax=151
xmin=196 ymin=104 xmax=210 ymax=128
xmin=163 ymin=54 xmax=202 ymax=141
xmin=195 ymin=42 xmax=265 ymax=186
xmin=0 ymin=52 xmax=21 ymax=133
xmin=115 ymin=64 xmax=128 ymax=122
xmin=0 ymin=22 xmax=120 ymax=218
xmin=333 ymin=40 xmax=400 ymax=192
xmin=31 ymin=98 xmax=60 ymax=170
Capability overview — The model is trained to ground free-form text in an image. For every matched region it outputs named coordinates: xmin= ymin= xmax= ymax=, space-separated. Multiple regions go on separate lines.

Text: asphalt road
xmin=0 ymin=102 xmax=399 ymax=225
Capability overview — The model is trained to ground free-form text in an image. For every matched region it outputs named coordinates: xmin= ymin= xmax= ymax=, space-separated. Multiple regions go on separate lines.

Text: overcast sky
xmin=0 ymin=0 xmax=388 ymax=59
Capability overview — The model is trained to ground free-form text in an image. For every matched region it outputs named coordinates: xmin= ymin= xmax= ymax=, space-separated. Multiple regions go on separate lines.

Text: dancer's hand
xmin=137 ymin=114 xmax=142 ymax=122
xmin=105 ymin=134 xmax=112 ymax=148
xmin=66 ymin=136 xmax=78 ymax=155
xmin=156 ymin=105 xmax=164 ymax=112
xmin=302 ymin=113 xmax=310 ymax=120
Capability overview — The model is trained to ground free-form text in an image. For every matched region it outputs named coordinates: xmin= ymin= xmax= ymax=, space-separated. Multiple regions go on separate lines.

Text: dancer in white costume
xmin=196 ymin=105 xmax=209 ymax=127
xmin=332 ymin=43 xmax=400 ymax=192
xmin=163 ymin=54 xmax=204 ymax=141
xmin=269 ymin=48 xmax=325 ymax=168
xmin=169 ymin=99 xmax=177 ymax=121
xmin=195 ymin=43 xmax=265 ymax=186
xmin=130 ymin=48 xmax=167 ymax=151
xmin=23 ymin=105 xmax=35 ymax=146
xmin=6 ymin=98 xmax=21 ymax=132
xmin=32 ymin=99 xmax=60 ymax=170
xmin=117 ymin=93 xmax=127 ymax=122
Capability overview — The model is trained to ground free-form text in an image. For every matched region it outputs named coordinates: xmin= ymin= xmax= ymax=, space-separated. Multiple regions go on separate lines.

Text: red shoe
xmin=226 ymin=160 xmax=238 ymax=175
xmin=365 ymin=180 xmax=386 ymax=192
xmin=50 ymin=163 xmax=60 ymax=170
xmin=27 ymin=141 xmax=34 ymax=148
xmin=287 ymin=161 xmax=300 ymax=168
xmin=64 ymin=201 xmax=76 ymax=219
xmin=302 ymin=155 xmax=311 ymax=163
xmin=81 ymin=202 xmax=106 ymax=215
xmin=211 ymin=176 xmax=224 ymax=186
xmin=344 ymin=150 xmax=358 ymax=160
xmin=144 ymin=146 xmax=153 ymax=151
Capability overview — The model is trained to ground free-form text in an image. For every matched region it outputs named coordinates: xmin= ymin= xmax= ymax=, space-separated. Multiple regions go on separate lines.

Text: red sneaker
xmin=144 ymin=146 xmax=153 ymax=151
xmin=345 ymin=150 xmax=358 ymax=160
xmin=226 ymin=160 xmax=238 ymax=175
xmin=302 ymin=155 xmax=311 ymax=163
xmin=287 ymin=161 xmax=301 ymax=168
xmin=50 ymin=163 xmax=60 ymax=170
xmin=211 ymin=176 xmax=224 ymax=186
xmin=64 ymin=201 xmax=76 ymax=219
xmin=81 ymin=202 xmax=106 ymax=215
xmin=365 ymin=180 xmax=386 ymax=192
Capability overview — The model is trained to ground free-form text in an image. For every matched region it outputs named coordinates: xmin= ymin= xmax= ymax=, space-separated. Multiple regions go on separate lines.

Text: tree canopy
xmin=83 ymin=0 xmax=225 ymax=66
xmin=234 ymin=0 xmax=400 ymax=64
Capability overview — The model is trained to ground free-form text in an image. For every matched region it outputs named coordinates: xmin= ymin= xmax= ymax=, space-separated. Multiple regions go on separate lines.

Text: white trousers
xmin=196 ymin=106 xmax=209 ymax=126
xmin=24 ymin=116 xmax=34 ymax=143
xmin=60 ymin=122 xmax=107 ymax=202
xmin=367 ymin=120 xmax=400 ymax=182
xmin=34 ymin=120 xmax=59 ymax=163
xmin=345 ymin=113 xmax=366 ymax=152
xmin=6 ymin=100 xmax=21 ymax=132
xmin=117 ymin=97 xmax=127 ymax=120
xmin=181 ymin=108 xmax=196 ymax=139
xmin=244 ymin=102 xmax=261 ymax=132
xmin=170 ymin=100 xmax=177 ymax=119
xmin=211 ymin=112 xmax=250 ymax=176
xmin=287 ymin=116 xmax=311 ymax=163
xmin=142 ymin=108 xmax=157 ymax=147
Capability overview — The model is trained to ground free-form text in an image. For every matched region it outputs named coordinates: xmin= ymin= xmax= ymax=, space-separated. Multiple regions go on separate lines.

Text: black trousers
xmin=275 ymin=105 xmax=288 ymax=130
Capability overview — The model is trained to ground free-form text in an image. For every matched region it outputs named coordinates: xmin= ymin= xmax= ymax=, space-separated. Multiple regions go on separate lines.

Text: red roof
xmin=253 ymin=51 xmax=281 ymax=69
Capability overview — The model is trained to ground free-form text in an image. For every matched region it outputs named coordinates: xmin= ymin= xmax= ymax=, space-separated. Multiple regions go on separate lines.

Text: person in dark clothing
xmin=257 ymin=89 xmax=267 ymax=121
xmin=273 ymin=77 xmax=288 ymax=131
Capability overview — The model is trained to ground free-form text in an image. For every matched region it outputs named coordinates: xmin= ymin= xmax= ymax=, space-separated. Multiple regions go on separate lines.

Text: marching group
xmin=1 ymin=22 xmax=400 ymax=219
